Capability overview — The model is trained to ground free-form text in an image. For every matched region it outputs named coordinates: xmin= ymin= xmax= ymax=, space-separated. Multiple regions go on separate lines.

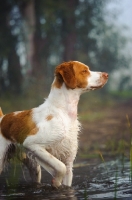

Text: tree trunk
xmin=62 ymin=0 xmax=78 ymax=61
xmin=8 ymin=47 xmax=22 ymax=93
xmin=20 ymin=0 xmax=42 ymax=78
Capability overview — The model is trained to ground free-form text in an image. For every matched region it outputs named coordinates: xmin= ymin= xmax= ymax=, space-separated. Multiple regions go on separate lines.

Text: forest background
xmin=0 ymin=0 xmax=132 ymax=113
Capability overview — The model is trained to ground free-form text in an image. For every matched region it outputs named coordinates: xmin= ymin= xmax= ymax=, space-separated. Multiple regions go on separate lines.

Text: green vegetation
xmin=0 ymin=89 xmax=48 ymax=113
xmin=126 ymin=115 xmax=132 ymax=181
xmin=110 ymin=90 xmax=132 ymax=99
xmin=80 ymin=112 xmax=105 ymax=122
xmin=5 ymin=159 xmax=21 ymax=187
xmin=77 ymin=91 xmax=132 ymax=164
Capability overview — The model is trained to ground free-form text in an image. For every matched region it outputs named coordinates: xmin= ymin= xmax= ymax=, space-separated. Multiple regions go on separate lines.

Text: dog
xmin=0 ymin=61 xmax=108 ymax=188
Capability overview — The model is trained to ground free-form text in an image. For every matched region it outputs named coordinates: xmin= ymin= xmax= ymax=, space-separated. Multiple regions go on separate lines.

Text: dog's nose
xmin=102 ymin=72 xmax=108 ymax=79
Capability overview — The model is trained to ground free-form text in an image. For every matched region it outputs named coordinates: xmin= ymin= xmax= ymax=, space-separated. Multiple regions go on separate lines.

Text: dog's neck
xmin=48 ymin=83 xmax=82 ymax=120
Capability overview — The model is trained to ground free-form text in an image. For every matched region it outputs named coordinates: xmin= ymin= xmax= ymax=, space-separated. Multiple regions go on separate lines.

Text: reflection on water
xmin=0 ymin=159 xmax=132 ymax=200
xmin=75 ymin=160 xmax=132 ymax=199
xmin=1 ymin=184 xmax=77 ymax=200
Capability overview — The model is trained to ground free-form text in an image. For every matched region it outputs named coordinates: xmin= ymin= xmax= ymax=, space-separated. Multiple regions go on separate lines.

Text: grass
xmin=105 ymin=115 xmax=132 ymax=182
xmin=79 ymin=91 xmax=115 ymax=112
xmin=0 ymin=90 xmax=114 ymax=113
xmin=79 ymin=112 xmax=105 ymax=122
xmin=78 ymin=92 xmax=114 ymax=122
xmin=105 ymin=139 xmax=129 ymax=155
xmin=5 ymin=158 xmax=21 ymax=187
xmin=0 ymin=92 xmax=47 ymax=114
xmin=110 ymin=90 xmax=132 ymax=99
xmin=79 ymin=134 xmax=132 ymax=161
xmin=79 ymin=112 xmax=132 ymax=172
xmin=126 ymin=115 xmax=132 ymax=181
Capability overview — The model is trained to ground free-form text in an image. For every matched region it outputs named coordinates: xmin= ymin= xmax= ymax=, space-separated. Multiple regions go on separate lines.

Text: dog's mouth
xmin=90 ymin=84 xmax=104 ymax=90
xmin=82 ymin=80 xmax=108 ymax=91
xmin=82 ymin=85 xmax=102 ymax=91
xmin=90 ymin=79 xmax=108 ymax=90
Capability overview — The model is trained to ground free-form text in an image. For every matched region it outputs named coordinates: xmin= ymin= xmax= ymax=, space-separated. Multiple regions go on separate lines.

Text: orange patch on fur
xmin=0 ymin=107 xmax=4 ymax=117
xmin=46 ymin=114 xmax=53 ymax=121
xmin=52 ymin=73 xmax=63 ymax=89
xmin=73 ymin=61 xmax=90 ymax=88
xmin=53 ymin=61 xmax=77 ymax=89
xmin=1 ymin=110 xmax=37 ymax=144
xmin=52 ymin=61 xmax=90 ymax=89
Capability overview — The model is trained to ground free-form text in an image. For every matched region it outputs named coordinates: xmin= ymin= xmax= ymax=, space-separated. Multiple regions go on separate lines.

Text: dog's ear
xmin=55 ymin=61 xmax=77 ymax=89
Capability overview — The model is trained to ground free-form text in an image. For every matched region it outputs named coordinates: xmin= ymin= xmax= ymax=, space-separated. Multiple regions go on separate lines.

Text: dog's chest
xmin=32 ymin=107 xmax=81 ymax=161
xmin=45 ymin=119 xmax=80 ymax=162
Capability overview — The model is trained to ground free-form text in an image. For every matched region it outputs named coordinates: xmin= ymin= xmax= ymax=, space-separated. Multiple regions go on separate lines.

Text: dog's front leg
xmin=62 ymin=162 xmax=73 ymax=186
xmin=23 ymin=144 xmax=66 ymax=188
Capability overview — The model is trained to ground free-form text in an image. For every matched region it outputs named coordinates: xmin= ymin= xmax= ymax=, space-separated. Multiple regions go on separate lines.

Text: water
xmin=0 ymin=159 xmax=132 ymax=200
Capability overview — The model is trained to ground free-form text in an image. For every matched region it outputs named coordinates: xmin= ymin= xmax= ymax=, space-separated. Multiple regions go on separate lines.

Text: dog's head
xmin=53 ymin=61 xmax=108 ymax=91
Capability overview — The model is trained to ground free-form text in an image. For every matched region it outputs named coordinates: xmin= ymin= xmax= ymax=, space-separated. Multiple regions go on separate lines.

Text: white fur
xmin=23 ymin=83 xmax=81 ymax=187
xmin=88 ymin=71 xmax=101 ymax=87
xmin=0 ymin=133 xmax=11 ymax=173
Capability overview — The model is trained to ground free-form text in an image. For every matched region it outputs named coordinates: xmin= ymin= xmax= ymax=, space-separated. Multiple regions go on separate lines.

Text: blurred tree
xmin=94 ymin=25 xmax=129 ymax=73
xmin=0 ymin=59 xmax=5 ymax=93
xmin=17 ymin=0 xmax=44 ymax=78
xmin=75 ymin=0 xmax=107 ymax=66
xmin=8 ymin=46 xmax=22 ymax=93
xmin=0 ymin=0 xmax=22 ymax=94
xmin=61 ymin=0 xmax=79 ymax=61
xmin=39 ymin=0 xmax=108 ymax=63
xmin=0 ymin=0 xmax=131 ymax=95
xmin=34 ymin=0 xmax=109 ymax=71
xmin=119 ymin=76 xmax=131 ymax=91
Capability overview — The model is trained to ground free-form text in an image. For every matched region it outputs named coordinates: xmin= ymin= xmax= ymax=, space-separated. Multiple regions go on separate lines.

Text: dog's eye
xmin=82 ymin=70 xmax=87 ymax=73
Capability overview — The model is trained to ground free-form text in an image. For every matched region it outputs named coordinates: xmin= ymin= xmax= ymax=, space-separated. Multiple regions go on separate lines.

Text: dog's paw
xmin=51 ymin=178 xmax=62 ymax=189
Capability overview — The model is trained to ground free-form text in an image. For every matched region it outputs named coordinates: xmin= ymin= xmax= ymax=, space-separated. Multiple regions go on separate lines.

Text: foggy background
xmin=0 ymin=0 xmax=132 ymax=112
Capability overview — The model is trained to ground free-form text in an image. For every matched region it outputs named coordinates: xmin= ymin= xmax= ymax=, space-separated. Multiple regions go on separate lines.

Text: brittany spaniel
xmin=0 ymin=61 xmax=108 ymax=188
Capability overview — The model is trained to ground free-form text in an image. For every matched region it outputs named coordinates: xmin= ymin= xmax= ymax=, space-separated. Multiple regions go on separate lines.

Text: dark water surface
xmin=0 ymin=159 xmax=132 ymax=200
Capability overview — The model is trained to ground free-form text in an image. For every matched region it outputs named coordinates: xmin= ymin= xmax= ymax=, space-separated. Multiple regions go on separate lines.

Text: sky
xmin=118 ymin=0 xmax=132 ymax=53
xmin=108 ymin=0 xmax=132 ymax=54
xmin=110 ymin=0 xmax=132 ymax=35
xmin=118 ymin=0 xmax=132 ymax=30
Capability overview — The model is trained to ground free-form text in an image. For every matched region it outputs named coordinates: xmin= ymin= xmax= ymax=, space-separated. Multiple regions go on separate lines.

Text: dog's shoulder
xmin=1 ymin=109 xmax=37 ymax=143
